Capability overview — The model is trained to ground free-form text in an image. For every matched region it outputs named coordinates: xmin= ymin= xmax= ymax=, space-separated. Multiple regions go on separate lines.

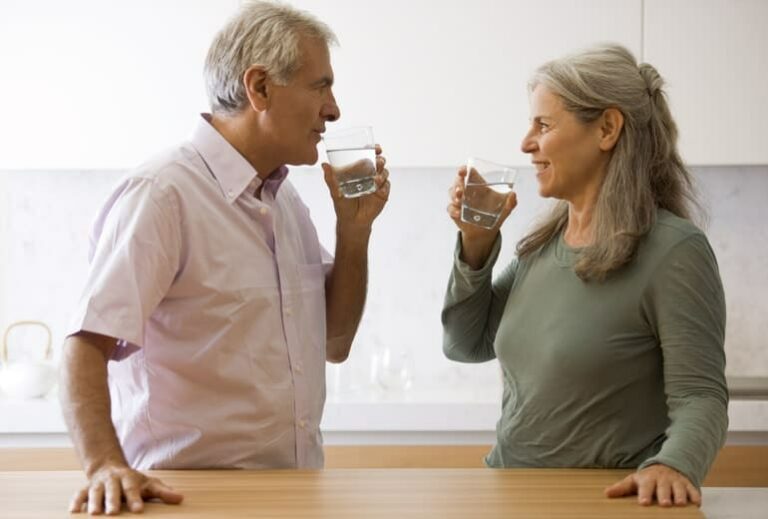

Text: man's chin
xmin=286 ymin=150 xmax=320 ymax=167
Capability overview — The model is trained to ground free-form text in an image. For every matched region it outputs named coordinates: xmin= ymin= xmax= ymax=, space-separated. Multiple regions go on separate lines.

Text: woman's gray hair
xmin=517 ymin=43 xmax=701 ymax=281
xmin=204 ymin=1 xmax=337 ymax=114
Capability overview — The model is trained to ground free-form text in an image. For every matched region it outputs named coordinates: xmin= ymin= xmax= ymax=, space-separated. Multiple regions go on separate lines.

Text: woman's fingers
xmin=604 ymin=473 xmax=635 ymax=498
xmin=655 ymin=480 xmax=673 ymax=507
xmin=686 ymin=483 xmax=702 ymax=506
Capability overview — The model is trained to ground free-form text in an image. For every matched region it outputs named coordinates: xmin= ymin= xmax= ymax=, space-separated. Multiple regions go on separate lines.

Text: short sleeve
xmin=68 ymin=176 xmax=181 ymax=355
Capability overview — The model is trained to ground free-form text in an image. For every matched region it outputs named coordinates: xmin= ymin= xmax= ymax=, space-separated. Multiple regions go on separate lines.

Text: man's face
xmin=264 ymin=36 xmax=340 ymax=166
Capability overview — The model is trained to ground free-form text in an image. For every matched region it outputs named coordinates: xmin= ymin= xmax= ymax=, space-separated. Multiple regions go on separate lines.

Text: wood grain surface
xmin=0 ymin=468 xmax=705 ymax=518
xmin=2 ymin=445 xmax=766 ymax=486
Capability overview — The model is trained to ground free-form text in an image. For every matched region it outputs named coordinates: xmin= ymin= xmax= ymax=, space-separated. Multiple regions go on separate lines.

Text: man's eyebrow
xmin=310 ymin=76 xmax=334 ymax=87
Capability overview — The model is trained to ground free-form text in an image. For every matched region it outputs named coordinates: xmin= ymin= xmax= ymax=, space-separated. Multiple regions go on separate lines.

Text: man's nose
xmin=324 ymin=93 xmax=340 ymax=122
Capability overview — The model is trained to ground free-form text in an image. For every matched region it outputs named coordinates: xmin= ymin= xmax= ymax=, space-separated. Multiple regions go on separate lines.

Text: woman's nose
xmin=520 ymin=131 xmax=537 ymax=154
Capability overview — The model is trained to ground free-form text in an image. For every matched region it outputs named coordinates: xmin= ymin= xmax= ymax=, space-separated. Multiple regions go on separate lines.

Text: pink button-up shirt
xmin=69 ymin=115 xmax=332 ymax=469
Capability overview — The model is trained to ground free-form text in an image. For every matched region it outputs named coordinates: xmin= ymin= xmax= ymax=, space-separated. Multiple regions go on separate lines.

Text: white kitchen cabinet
xmin=0 ymin=0 xmax=241 ymax=170
xmin=644 ymin=0 xmax=768 ymax=165
xmin=291 ymin=0 xmax=642 ymax=167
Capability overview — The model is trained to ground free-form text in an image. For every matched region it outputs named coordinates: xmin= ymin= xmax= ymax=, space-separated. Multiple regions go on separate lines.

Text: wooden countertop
xmin=1 ymin=468 xmax=705 ymax=518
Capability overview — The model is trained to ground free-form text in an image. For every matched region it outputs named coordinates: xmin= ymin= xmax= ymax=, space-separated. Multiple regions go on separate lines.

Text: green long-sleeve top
xmin=442 ymin=210 xmax=728 ymax=488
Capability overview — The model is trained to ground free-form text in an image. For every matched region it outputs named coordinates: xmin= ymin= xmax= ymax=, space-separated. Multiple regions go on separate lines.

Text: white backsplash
xmin=0 ymin=166 xmax=765 ymax=404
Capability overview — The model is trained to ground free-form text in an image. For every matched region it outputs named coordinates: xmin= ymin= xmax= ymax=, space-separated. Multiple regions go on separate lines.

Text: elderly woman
xmin=442 ymin=43 xmax=727 ymax=507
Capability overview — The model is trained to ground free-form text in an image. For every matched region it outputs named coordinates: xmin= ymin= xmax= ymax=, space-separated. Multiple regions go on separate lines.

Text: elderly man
xmin=59 ymin=1 xmax=390 ymax=514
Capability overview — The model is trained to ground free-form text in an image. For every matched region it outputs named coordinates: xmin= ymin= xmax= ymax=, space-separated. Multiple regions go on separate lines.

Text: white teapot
xmin=0 ymin=320 xmax=56 ymax=399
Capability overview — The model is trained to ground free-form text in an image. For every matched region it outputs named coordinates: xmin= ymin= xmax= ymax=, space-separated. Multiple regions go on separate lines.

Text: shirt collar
xmin=190 ymin=113 xmax=289 ymax=203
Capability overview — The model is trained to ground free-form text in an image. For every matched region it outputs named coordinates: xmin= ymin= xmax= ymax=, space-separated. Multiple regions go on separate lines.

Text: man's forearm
xmin=325 ymin=225 xmax=371 ymax=363
xmin=59 ymin=333 xmax=128 ymax=476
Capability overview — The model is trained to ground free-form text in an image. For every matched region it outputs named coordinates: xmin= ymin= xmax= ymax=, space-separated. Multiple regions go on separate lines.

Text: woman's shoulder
xmin=647 ymin=209 xmax=707 ymax=248
xmin=639 ymin=209 xmax=715 ymax=268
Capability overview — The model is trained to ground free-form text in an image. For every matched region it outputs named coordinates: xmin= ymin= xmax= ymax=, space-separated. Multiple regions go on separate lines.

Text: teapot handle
xmin=1 ymin=320 xmax=52 ymax=367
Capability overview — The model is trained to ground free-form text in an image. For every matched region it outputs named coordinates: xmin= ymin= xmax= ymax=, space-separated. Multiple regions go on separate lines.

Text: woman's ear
xmin=598 ymin=108 xmax=624 ymax=151
xmin=243 ymin=65 xmax=269 ymax=112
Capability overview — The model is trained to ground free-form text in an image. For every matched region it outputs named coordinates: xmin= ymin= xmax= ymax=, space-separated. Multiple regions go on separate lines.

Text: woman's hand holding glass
xmin=447 ymin=165 xmax=517 ymax=269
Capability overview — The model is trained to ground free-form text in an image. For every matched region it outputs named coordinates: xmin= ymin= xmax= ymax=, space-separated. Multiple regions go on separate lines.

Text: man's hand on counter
xmin=69 ymin=463 xmax=183 ymax=515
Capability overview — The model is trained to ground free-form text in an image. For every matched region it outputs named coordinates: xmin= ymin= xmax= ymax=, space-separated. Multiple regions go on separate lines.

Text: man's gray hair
xmin=204 ymin=1 xmax=337 ymax=114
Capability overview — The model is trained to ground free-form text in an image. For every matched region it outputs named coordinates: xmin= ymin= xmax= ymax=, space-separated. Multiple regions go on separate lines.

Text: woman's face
xmin=521 ymin=85 xmax=608 ymax=206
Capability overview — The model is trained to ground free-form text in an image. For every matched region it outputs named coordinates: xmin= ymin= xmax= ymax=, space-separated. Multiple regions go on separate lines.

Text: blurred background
xmin=1 ymin=0 xmax=766 ymax=445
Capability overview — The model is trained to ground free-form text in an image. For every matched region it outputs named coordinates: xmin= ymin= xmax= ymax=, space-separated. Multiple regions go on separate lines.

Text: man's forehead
xmin=296 ymin=36 xmax=333 ymax=77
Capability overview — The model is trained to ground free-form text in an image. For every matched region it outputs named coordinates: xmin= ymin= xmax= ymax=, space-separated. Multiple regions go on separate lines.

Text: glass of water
xmin=460 ymin=157 xmax=518 ymax=229
xmin=322 ymin=126 xmax=377 ymax=198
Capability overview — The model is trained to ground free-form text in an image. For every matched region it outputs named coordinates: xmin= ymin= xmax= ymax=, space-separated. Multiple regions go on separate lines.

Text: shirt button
xmin=259 ymin=207 xmax=268 ymax=215
xmin=299 ymin=420 xmax=307 ymax=429
xmin=296 ymin=364 xmax=303 ymax=374
xmin=227 ymin=189 xmax=234 ymax=198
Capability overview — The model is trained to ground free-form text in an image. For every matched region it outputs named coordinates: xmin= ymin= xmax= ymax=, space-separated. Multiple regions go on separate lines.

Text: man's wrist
xmin=84 ymin=454 xmax=129 ymax=478
xmin=336 ymin=222 xmax=372 ymax=244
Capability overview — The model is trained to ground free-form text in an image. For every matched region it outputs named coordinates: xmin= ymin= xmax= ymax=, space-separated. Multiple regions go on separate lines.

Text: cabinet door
xmin=0 ymin=0 xmax=240 ymax=169
xmin=291 ymin=0 xmax=641 ymax=167
xmin=645 ymin=0 xmax=768 ymax=165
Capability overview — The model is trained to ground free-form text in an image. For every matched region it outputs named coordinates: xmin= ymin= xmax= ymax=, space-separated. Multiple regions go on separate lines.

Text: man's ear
xmin=243 ymin=65 xmax=269 ymax=112
xmin=598 ymin=107 xmax=624 ymax=151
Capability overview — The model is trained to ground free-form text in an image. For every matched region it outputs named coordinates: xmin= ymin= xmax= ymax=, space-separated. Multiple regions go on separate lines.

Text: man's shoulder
xmin=126 ymin=141 xmax=205 ymax=188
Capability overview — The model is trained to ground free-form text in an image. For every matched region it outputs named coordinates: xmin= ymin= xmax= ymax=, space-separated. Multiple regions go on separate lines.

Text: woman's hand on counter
xmin=604 ymin=463 xmax=701 ymax=507
xmin=69 ymin=463 xmax=183 ymax=515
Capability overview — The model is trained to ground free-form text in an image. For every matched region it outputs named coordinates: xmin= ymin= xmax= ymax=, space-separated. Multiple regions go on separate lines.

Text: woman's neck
xmin=564 ymin=195 xmax=599 ymax=248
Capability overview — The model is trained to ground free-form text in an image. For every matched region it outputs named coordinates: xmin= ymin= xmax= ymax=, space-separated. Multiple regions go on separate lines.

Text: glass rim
xmin=466 ymin=156 xmax=517 ymax=173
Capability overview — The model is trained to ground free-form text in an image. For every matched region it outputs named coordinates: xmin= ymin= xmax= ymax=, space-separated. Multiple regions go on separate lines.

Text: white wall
xmin=0 ymin=0 xmax=240 ymax=170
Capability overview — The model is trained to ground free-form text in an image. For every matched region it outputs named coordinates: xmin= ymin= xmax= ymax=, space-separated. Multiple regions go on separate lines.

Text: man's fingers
xmin=144 ymin=480 xmax=184 ymax=505
xmin=376 ymin=179 xmax=391 ymax=200
xmin=604 ymin=474 xmax=636 ymax=498
xmin=374 ymin=143 xmax=382 ymax=155
xmin=375 ymin=167 xmax=389 ymax=187
xmin=122 ymin=477 xmax=145 ymax=513
xmin=69 ymin=487 xmax=89 ymax=513
xmin=87 ymin=482 xmax=105 ymax=515
xmin=376 ymin=155 xmax=386 ymax=172
xmin=505 ymin=192 xmax=518 ymax=212
xmin=104 ymin=476 xmax=122 ymax=515
xmin=321 ymin=163 xmax=341 ymax=198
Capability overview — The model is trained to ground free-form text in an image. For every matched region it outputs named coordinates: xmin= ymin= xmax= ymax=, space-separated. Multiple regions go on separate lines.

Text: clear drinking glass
xmin=460 ymin=157 xmax=518 ymax=229
xmin=322 ymin=126 xmax=377 ymax=198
